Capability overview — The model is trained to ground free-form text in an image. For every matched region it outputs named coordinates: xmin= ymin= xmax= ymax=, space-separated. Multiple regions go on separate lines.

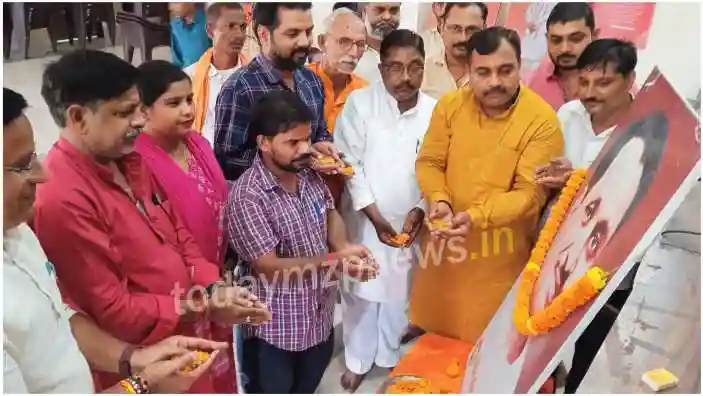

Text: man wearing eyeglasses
xmin=308 ymin=7 xmax=368 ymax=206
xmin=2 ymin=87 xmax=226 ymax=394
xmin=334 ymin=29 xmax=436 ymax=392
xmin=421 ymin=2 xmax=487 ymax=100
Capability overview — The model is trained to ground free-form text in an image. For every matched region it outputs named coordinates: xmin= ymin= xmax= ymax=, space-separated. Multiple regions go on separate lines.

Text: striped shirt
xmin=213 ymin=54 xmax=332 ymax=181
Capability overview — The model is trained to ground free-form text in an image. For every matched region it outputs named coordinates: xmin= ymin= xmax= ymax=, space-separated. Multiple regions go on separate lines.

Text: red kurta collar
xmin=54 ymin=136 xmax=148 ymax=200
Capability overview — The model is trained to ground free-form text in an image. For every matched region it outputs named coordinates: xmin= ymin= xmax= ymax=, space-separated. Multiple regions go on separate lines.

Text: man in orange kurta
xmin=307 ymin=7 xmax=368 ymax=205
xmin=412 ymin=27 xmax=564 ymax=344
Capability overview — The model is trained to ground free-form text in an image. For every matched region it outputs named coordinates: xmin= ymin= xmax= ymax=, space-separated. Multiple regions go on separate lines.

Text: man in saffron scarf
xmin=185 ymin=2 xmax=250 ymax=147
xmin=308 ymin=6 xmax=368 ymax=206
xmin=411 ymin=27 xmax=563 ymax=344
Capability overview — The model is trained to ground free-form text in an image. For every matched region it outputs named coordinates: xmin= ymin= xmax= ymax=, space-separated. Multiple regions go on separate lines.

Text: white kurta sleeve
xmin=3 ymin=341 xmax=29 ymax=393
xmin=334 ymin=93 xmax=376 ymax=211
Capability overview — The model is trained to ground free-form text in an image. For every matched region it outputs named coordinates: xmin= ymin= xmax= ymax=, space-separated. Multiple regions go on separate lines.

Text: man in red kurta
xmin=31 ymin=50 xmax=271 ymax=393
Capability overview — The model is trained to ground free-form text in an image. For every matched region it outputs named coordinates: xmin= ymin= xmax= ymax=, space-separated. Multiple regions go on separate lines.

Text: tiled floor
xmin=4 ymin=35 xmax=408 ymax=394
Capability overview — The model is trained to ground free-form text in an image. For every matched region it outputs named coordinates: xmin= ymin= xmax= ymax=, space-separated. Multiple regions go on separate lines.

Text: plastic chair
xmin=115 ymin=10 xmax=170 ymax=64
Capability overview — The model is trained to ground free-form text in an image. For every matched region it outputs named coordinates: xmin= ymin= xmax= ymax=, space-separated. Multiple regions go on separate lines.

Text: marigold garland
xmin=514 ymin=168 xmax=610 ymax=336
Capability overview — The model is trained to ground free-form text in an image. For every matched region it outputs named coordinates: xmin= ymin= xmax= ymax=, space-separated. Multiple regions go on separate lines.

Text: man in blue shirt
xmin=169 ymin=3 xmax=212 ymax=68
xmin=213 ymin=2 xmax=343 ymax=181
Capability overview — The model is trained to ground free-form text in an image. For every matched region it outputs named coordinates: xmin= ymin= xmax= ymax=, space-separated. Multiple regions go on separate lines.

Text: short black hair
xmin=41 ymin=49 xmax=139 ymax=127
xmin=547 ymin=2 xmax=595 ymax=31
xmin=577 ymin=39 xmax=637 ymax=76
xmin=250 ymin=91 xmax=314 ymax=139
xmin=206 ymin=2 xmax=243 ymax=22
xmin=380 ymin=29 xmax=425 ymax=61
xmin=443 ymin=2 xmax=488 ymax=24
xmin=253 ymin=2 xmax=312 ymax=31
xmin=466 ymin=26 xmax=521 ymax=64
xmin=136 ymin=60 xmax=191 ymax=107
xmin=4 ymin=88 xmax=28 ymax=127
xmin=333 ymin=2 xmax=361 ymax=15
xmin=586 ymin=112 xmax=669 ymax=236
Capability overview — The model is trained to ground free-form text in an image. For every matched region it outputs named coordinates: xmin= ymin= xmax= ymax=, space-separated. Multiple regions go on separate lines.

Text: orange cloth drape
xmin=387 ymin=333 xmax=556 ymax=394
xmin=388 ymin=334 xmax=473 ymax=393
xmin=191 ymin=48 xmax=249 ymax=133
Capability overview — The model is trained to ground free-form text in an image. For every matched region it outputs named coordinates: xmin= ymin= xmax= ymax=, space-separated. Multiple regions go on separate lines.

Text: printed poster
xmin=462 ymin=69 xmax=702 ymax=393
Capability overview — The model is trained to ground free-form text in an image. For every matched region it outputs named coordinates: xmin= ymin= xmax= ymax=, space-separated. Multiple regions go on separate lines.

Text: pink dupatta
xmin=136 ymin=131 xmax=236 ymax=393
xmin=135 ymin=131 xmax=228 ymax=264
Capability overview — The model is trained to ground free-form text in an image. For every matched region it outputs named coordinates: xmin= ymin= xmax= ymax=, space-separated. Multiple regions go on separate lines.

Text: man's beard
xmin=272 ymin=154 xmax=311 ymax=173
xmin=365 ymin=17 xmax=398 ymax=40
xmin=271 ymin=45 xmax=310 ymax=71
xmin=551 ymin=53 xmax=578 ymax=73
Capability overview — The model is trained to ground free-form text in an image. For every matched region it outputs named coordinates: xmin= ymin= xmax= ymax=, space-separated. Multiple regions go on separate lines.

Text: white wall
xmin=635 ymin=2 xmax=701 ymax=101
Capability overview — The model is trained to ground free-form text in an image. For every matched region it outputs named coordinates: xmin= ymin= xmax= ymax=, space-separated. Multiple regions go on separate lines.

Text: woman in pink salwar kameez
xmin=134 ymin=60 xmax=236 ymax=393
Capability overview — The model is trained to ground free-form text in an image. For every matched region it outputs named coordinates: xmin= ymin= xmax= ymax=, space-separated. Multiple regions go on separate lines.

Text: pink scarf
xmin=135 ymin=131 xmax=228 ymax=264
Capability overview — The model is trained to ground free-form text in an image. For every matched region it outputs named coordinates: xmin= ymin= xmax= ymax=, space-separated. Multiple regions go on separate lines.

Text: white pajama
xmin=333 ymin=82 xmax=438 ymax=376
xmin=342 ymin=293 xmax=409 ymax=374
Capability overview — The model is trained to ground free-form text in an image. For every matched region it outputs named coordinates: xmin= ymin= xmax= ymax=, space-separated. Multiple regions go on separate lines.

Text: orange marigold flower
xmin=513 ymin=168 xmax=608 ymax=336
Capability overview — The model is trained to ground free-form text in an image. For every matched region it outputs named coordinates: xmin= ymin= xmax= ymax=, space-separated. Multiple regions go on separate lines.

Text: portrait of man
xmin=462 ymin=70 xmax=701 ymax=393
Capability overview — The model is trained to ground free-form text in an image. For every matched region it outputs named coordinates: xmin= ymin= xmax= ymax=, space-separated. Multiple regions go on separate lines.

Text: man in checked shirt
xmin=214 ymin=2 xmax=346 ymax=182
xmin=227 ymin=90 xmax=379 ymax=394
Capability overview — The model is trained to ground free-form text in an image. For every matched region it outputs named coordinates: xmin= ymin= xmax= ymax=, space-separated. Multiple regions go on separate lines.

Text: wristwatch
xmin=119 ymin=344 xmax=138 ymax=378
xmin=205 ymin=281 xmax=223 ymax=297
xmin=437 ymin=200 xmax=453 ymax=212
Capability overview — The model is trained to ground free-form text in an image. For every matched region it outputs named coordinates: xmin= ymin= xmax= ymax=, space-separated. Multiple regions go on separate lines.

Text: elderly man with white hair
xmin=354 ymin=2 xmax=401 ymax=82
xmin=308 ymin=7 xmax=369 ymax=206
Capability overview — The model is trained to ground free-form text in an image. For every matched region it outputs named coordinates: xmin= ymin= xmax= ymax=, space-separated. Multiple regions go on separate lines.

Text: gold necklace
xmin=170 ymin=142 xmax=190 ymax=171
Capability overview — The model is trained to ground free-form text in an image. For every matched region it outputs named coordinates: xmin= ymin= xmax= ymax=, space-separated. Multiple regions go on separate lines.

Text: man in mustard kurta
xmin=412 ymin=27 xmax=564 ymax=344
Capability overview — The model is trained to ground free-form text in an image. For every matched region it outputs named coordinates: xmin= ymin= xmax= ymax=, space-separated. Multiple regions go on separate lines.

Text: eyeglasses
xmin=335 ymin=37 xmax=366 ymax=52
xmin=381 ymin=63 xmax=425 ymax=78
xmin=445 ymin=24 xmax=482 ymax=36
xmin=4 ymin=152 xmax=41 ymax=176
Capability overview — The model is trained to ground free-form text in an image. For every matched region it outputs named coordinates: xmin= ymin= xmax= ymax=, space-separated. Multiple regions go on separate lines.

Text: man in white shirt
xmin=355 ymin=2 xmax=401 ymax=83
xmin=334 ymin=29 xmax=436 ymax=392
xmin=185 ymin=3 xmax=248 ymax=146
xmin=2 ymin=88 xmax=222 ymax=394
xmin=533 ymin=39 xmax=639 ymax=393
xmin=420 ymin=2 xmax=487 ymax=100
